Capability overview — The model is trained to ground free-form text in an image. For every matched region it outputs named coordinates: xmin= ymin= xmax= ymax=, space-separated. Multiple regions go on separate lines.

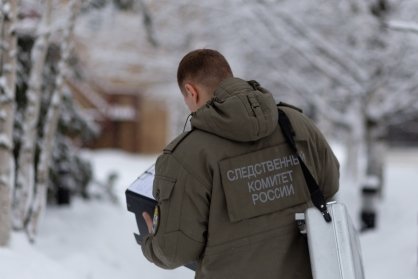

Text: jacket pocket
xmin=153 ymin=175 xmax=178 ymax=232
xmin=153 ymin=175 xmax=176 ymax=202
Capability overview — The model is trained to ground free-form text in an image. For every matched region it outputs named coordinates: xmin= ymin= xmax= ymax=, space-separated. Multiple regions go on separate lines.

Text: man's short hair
xmin=177 ymin=49 xmax=233 ymax=94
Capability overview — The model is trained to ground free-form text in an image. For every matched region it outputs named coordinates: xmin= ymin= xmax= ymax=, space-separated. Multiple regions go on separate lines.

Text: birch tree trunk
xmin=26 ymin=0 xmax=79 ymax=241
xmin=365 ymin=123 xmax=386 ymax=197
xmin=344 ymin=100 xmax=367 ymax=185
xmin=0 ymin=0 xmax=17 ymax=246
xmin=13 ymin=0 xmax=52 ymax=230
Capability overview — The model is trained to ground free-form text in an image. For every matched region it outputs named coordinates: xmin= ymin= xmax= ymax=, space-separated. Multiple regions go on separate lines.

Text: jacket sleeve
xmin=286 ymin=107 xmax=340 ymax=200
xmin=141 ymin=153 xmax=210 ymax=269
xmin=315 ymin=129 xmax=340 ymax=200
xmin=302 ymin=114 xmax=340 ymax=199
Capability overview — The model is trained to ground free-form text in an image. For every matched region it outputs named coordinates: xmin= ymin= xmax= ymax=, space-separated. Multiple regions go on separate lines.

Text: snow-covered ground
xmin=358 ymin=148 xmax=418 ymax=278
xmin=1 ymin=147 xmax=417 ymax=279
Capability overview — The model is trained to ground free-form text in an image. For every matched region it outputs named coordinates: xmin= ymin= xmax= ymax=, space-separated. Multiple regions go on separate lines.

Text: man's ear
xmin=184 ymin=83 xmax=199 ymax=103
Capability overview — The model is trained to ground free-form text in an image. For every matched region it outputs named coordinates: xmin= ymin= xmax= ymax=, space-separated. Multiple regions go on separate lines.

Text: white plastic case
xmin=303 ymin=202 xmax=365 ymax=279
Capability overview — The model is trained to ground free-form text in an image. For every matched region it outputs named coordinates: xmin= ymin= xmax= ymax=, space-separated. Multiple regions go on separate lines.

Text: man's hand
xmin=142 ymin=212 xmax=153 ymax=234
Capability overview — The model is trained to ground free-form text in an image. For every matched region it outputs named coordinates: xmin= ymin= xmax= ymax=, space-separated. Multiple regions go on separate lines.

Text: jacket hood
xmin=191 ymin=78 xmax=278 ymax=142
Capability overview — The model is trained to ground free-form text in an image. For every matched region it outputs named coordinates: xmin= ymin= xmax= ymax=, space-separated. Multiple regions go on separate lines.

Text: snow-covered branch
xmin=373 ymin=68 xmax=418 ymax=120
xmin=384 ymin=90 xmax=418 ymax=122
xmin=384 ymin=20 xmax=418 ymax=35
xmin=273 ymin=8 xmax=368 ymax=88
xmin=248 ymin=1 xmax=366 ymax=96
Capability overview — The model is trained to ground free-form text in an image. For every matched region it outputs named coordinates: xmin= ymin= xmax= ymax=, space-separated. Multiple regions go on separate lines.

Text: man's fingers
xmin=142 ymin=212 xmax=153 ymax=234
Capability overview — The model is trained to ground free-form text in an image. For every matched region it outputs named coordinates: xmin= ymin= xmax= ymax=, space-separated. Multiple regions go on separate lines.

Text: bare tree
xmin=0 ymin=0 xmax=18 ymax=246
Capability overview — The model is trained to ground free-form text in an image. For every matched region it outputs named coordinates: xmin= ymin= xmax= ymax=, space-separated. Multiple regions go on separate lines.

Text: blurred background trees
xmin=1 ymin=0 xmax=97 ymax=244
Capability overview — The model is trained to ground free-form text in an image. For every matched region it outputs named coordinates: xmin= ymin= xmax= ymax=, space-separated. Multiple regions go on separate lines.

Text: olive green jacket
xmin=142 ymin=78 xmax=339 ymax=279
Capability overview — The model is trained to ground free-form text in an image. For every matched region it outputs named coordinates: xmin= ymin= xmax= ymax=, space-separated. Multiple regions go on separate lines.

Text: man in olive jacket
xmin=141 ymin=49 xmax=339 ymax=279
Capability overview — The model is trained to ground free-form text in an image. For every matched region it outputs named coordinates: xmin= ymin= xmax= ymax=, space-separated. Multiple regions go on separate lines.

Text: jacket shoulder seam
xmin=164 ymin=130 xmax=194 ymax=154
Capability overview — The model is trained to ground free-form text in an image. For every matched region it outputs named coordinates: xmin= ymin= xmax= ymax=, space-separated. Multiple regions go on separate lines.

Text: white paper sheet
xmin=127 ymin=164 xmax=155 ymax=200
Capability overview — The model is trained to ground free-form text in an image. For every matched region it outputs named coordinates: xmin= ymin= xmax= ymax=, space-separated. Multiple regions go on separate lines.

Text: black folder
xmin=125 ymin=164 xmax=197 ymax=271
xmin=126 ymin=165 xmax=157 ymax=245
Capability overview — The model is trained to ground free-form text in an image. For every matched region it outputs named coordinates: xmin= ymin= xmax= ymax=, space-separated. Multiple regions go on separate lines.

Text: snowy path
xmin=360 ymin=149 xmax=418 ymax=279
xmin=1 ymin=148 xmax=417 ymax=279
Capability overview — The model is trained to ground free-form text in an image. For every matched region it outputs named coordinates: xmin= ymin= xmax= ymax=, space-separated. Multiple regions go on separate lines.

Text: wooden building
xmin=68 ymin=79 xmax=168 ymax=154
xmin=69 ymin=4 xmax=177 ymax=154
